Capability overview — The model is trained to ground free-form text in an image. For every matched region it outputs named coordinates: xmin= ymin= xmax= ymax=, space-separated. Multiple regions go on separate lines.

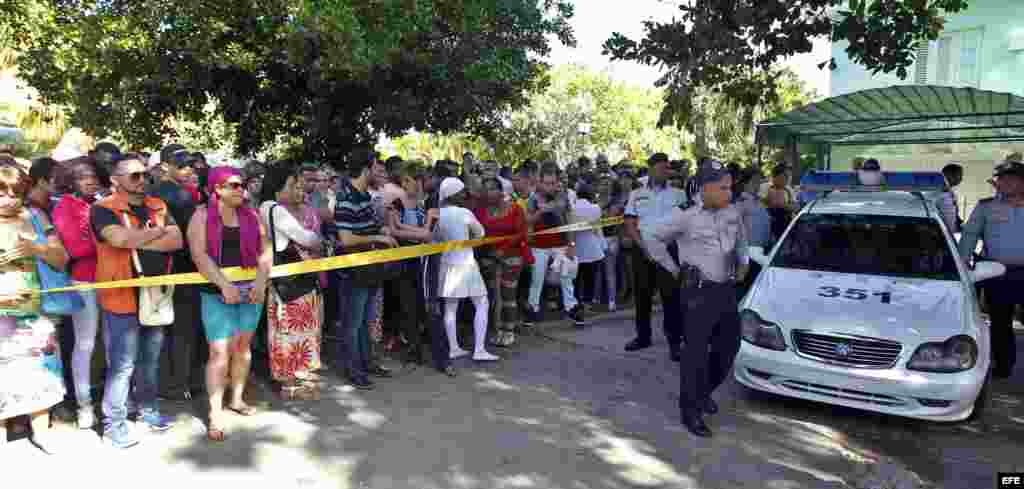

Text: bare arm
xmin=251 ymin=217 xmax=273 ymax=304
xmin=338 ymin=230 xmax=396 ymax=249
xmin=140 ymin=224 xmax=183 ymax=253
xmin=390 ymin=222 xmax=431 ymax=242
xmin=318 ymin=204 xmax=333 ymax=223
xmin=187 ymin=207 xmax=234 ymax=290
xmin=100 ymin=224 xmax=166 ymax=250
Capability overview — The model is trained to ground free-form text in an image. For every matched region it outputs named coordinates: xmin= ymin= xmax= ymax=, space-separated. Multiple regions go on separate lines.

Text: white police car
xmin=735 ymin=171 xmax=1005 ymax=421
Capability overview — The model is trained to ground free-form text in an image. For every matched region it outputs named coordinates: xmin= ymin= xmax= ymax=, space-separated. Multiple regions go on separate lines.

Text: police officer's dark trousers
xmin=679 ymin=281 xmax=741 ymax=413
xmin=985 ymin=266 xmax=1023 ymax=377
xmin=632 ymin=247 xmax=683 ymax=348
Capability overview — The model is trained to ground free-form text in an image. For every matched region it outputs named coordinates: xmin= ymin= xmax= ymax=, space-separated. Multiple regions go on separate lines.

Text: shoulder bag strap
xmin=268 ymin=203 xmax=279 ymax=268
xmin=121 ymin=211 xmax=145 ymax=277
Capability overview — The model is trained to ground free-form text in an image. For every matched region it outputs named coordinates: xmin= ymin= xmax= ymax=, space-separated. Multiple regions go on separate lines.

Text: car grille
xmin=792 ymin=330 xmax=902 ymax=369
xmin=780 ymin=380 xmax=906 ymax=407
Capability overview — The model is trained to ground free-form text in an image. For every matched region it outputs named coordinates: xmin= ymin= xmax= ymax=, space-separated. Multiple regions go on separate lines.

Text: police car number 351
xmin=734 ymin=170 xmax=1003 ymax=422
xmin=817 ymin=286 xmax=892 ymax=304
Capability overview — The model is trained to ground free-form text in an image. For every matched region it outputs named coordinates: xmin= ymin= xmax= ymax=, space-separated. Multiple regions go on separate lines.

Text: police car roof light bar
xmin=799 ymin=171 xmax=946 ymax=193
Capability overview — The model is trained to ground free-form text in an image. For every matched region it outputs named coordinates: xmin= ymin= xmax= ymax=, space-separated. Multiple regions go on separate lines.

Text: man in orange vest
xmin=90 ymin=153 xmax=183 ymax=449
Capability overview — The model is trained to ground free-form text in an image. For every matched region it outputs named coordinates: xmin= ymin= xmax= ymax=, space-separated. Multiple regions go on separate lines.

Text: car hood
xmin=744 ymin=268 xmax=968 ymax=343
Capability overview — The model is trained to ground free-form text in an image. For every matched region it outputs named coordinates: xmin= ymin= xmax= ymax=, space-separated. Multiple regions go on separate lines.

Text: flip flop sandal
xmin=227 ymin=405 xmax=257 ymax=417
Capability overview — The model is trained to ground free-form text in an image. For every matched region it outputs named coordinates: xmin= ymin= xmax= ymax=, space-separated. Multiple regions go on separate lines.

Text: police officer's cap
xmin=994 ymin=160 xmax=1024 ymax=179
xmin=648 ymin=153 xmax=670 ymax=165
xmin=695 ymin=159 xmax=729 ymax=186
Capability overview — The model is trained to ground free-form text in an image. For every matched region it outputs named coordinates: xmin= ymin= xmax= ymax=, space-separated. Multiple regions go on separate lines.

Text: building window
xmin=934 ymin=28 xmax=984 ymax=88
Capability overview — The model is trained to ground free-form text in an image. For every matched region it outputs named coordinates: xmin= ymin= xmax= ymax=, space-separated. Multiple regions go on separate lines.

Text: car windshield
xmin=771 ymin=213 xmax=960 ymax=281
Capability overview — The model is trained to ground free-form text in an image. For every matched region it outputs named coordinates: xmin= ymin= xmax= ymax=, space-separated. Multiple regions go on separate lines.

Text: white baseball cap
xmin=439 ymin=177 xmax=465 ymax=203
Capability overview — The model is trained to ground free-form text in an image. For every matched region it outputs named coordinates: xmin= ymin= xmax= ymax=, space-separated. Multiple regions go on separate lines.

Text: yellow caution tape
xmin=38 ymin=216 xmax=624 ymax=294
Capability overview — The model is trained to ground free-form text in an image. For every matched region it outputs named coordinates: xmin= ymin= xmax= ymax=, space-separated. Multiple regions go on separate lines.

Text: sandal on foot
xmin=227 ymin=405 xmax=257 ymax=417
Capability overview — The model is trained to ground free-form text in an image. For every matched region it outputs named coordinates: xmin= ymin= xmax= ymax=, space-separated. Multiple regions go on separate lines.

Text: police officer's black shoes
xmin=681 ymin=410 xmax=712 ymax=438
xmin=624 ymin=338 xmax=652 ymax=351
xmin=701 ymin=397 xmax=719 ymax=415
xmin=670 ymin=348 xmax=681 ymax=362
xmin=568 ymin=305 xmax=585 ymax=328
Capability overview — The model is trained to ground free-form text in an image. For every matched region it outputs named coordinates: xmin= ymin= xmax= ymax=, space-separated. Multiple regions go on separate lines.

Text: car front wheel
xmin=966 ymin=370 xmax=992 ymax=422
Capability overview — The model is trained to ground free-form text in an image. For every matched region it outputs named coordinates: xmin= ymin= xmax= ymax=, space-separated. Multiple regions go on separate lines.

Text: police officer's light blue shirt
xmin=736 ymin=192 xmax=771 ymax=247
xmin=624 ymin=180 xmax=685 ymax=224
xmin=958 ymin=199 xmax=1024 ymax=265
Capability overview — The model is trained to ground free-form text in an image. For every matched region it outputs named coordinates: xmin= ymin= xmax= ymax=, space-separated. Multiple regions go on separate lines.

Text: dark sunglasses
xmin=116 ymin=171 xmax=146 ymax=182
xmin=219 ymin=181 xmax=244 ymax=191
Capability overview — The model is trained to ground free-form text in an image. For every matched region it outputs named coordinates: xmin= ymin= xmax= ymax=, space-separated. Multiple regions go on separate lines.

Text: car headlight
xmin=906 ymin=335 xmax=978 ymax=373
xmin=740 ymin=309 xmax=787 ymax=351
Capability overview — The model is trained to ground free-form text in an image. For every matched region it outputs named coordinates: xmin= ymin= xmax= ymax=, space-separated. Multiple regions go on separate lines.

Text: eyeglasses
xmin=219 ymin=181 xmax=244 ymax=191
xmin=116 ymin=171 xmax=146 ymax=182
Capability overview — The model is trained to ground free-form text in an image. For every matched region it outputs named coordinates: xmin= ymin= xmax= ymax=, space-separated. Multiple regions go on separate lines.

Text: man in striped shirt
xmin=334 ymin=149 xmax=398 ymax=390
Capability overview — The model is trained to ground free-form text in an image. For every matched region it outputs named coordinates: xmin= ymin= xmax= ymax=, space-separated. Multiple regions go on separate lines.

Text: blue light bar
xmin=799 ymin=171 xmax=946 ymax=192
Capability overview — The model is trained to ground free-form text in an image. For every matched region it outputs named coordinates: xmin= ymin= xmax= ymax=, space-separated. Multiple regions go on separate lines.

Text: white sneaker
xmin=449 ymin=348 xmax=469 ymax=360
xmin=473 ymin=351 xmax=500 ymax=362
xmin=608 ymin=301 xmax=616 ymax=312
xmin=78 ymin=406 xmax=96 ymax=430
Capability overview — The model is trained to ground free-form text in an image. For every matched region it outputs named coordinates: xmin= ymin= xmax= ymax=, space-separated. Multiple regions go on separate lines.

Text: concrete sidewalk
xmin=2 ymin=307 xmax=1019 ymax=489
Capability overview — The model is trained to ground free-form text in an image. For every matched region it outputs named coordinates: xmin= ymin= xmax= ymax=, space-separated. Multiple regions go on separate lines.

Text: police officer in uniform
xmin=623 ymin=153 xmax=686 ymax=360
xmin=641 ymin=161 xmax=748 ymax=437
xmin=959 ymin=160 xmax=1024 ymax=379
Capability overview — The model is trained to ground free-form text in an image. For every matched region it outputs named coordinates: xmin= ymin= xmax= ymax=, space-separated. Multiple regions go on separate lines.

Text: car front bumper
xmin=734 ymin=342 xmax=987 ymax=422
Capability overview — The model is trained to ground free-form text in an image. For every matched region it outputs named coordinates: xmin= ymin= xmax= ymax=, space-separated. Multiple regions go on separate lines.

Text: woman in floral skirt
xmin=259 ymin=164 xmax=324 ymax=400
xmin=0 ymin=162 xmax=69 ymax=453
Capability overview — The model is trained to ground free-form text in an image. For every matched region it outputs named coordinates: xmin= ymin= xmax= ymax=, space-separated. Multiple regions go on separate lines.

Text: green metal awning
xmin=756 ymin=85 xmax=1024 ymax=147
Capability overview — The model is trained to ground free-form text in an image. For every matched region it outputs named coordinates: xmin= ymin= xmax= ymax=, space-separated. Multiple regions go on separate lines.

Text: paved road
xmin=2 ymin=307 xmax=1022 ymax=489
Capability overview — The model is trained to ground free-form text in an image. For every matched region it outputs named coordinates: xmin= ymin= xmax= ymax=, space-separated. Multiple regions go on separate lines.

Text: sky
xmin=546 ymin=0 xmax=832 ymax=99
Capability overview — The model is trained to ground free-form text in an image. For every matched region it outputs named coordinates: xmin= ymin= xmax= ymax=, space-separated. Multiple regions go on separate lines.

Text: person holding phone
xmin=187 ymin=166 xmax=272 ymax=442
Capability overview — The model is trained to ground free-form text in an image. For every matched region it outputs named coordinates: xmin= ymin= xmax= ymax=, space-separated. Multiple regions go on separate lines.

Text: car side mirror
xmin=748 ymin=246 xmax=770 ymax=267
xmin=970 ymin=261 xmax=1006 ymax=283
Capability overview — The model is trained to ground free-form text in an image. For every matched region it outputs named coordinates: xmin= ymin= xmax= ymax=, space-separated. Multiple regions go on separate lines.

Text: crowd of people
xmin=0 ymin=140 xmax=998 ymax=448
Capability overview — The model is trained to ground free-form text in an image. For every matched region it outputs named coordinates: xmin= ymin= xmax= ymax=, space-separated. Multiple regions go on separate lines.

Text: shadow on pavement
xmin=156 ymin=327 xmax=884 ymax=489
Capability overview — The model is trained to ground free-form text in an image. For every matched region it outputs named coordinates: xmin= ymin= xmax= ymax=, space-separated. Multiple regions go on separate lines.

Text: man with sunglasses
xmin=91 ymin=153 xmax=184 ymax=448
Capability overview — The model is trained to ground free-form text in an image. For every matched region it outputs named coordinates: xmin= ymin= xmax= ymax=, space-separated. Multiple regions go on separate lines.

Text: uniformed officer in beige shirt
xmin=640 ymin=161 xmax=749 ymax=438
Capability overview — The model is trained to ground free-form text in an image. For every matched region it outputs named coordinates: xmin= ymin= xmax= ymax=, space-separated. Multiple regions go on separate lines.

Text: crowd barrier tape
xmin=37 ymin=216 xmax=625 ymax=294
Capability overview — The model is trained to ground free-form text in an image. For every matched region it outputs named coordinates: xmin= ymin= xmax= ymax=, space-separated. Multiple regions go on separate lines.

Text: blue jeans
xmin=335 ymin=275 xmax=377 ymax=381
xmin=101 ymin=311 xmax=165 ymax=428
xmin=70 ymin=284 xmax=99 ymax=406
xmin=528 ymin=248 xmax=578 ymax=312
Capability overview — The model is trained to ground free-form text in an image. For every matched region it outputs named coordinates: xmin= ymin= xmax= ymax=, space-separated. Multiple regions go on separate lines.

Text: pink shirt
xmin=52 ymin=194 xmax=97 ymax=282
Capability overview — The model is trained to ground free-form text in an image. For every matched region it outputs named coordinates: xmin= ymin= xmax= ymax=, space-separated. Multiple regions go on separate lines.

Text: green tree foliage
xmin=603 ymin=0 xmax=969 ymax=131
xmin=490 ymin=64 xmax=689 ymax=166
xmin=10 ymin=0 xmax=574 ymax=163
xmin=388 ymin=132 xmax=495 ymax=165
xmin=689 ymin=69 xmax=817 ymax=164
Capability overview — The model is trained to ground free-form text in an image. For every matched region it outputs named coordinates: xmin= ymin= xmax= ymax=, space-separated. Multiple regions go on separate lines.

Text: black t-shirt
xmin=149 ymin=181 xmax=198 ymax=273
xmin=219 ymin=226 xmax=242 ymax=267
xmin=90 ymin=204 xmax=176 ymax=277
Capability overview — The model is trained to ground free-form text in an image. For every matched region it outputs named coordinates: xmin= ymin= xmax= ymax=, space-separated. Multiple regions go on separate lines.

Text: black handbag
xmin=268 ymin=204 xmax=320 ymax=303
